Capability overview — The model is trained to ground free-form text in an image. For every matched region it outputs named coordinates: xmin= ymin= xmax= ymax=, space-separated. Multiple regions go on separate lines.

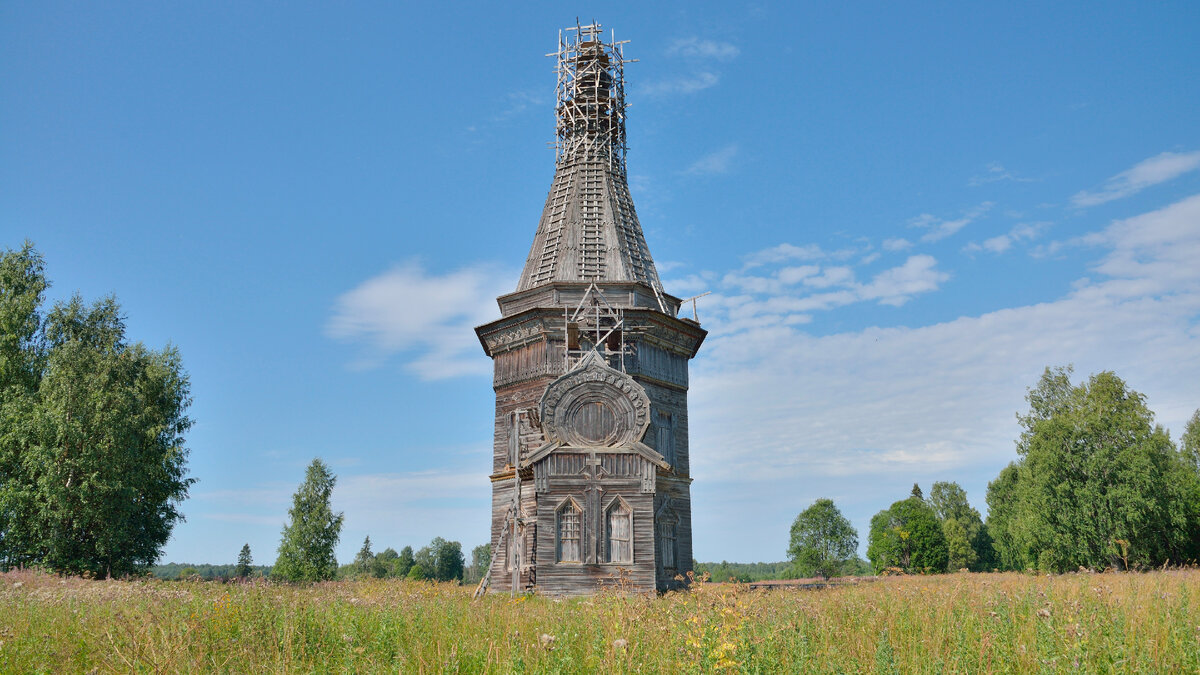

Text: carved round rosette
xmin=540 ymin=354 xmax=651 ymax=448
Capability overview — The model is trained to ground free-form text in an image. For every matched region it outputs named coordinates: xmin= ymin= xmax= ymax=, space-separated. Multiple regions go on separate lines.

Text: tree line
xmin=788 ymin=367 xmax=1200 ymax=577
xmin=267 ymin=457 xmax=491 ymax=584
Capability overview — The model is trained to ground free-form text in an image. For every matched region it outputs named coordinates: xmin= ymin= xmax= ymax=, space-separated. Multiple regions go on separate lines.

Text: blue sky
xmin=3 ymin=2 xmax=1199 ymax=566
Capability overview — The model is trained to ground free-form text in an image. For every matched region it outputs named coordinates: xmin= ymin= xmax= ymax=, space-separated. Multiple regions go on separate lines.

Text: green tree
xmin=412 ymin=537 xmax=465 ymax=582
xmin=841 ymin=556 xmax=872 ymax=576
xmin=910 ymin=483 xmax=923 ymax=500
xmin=985 ymin=463 xmax=1028 ymax=570
xmin=1175 ymin=410 xmax=1200 ymax=561
xmin=235 ymin=544 xmax=253 ymax=578
xmin=465 ymin=543 xmax=492 ymax=584
xmin=942 ymin=518 xmax=975 ymax=571
xmin=867 ymin=496 xmax=948 ymax=574
xmin=1 ymin=245 xmax=194 ymax=577
xmin=394 ymin=545 xmax=415 ymax=578
xmin=434 ymin=538 xmax=465 ymax=582
xmin=415 ymin=535 xmax=465 ymax=578
xmin=987 ymin=367 xmax=1198 ymax=571
xmin=376 ymin=547 xmax=399 ymax=578
xmin=928 ymin=482 xmax=969 ymax=522
xmin=0 ymin=243 xmax=50 ymax=568
xmin=353 ymin=536 xmax=375 ymax=577
xmin=406 ymin=563 xmax=426 ymax=580
xmin=787 ymin=498 xmax=859 ymax=579
xmin=414 ymin=540 xmax=435 ymax=576
xmin=0 ymin=242 xmax=46 ymax=395
xmin=272 ymin=458 xmax=343 ymax=582
xmin=473 ymin=543 xmax=492 ymax=570
xmin=1181 ymin=409 xmax=1200 ymax=471
xmin=928 ymin=481 xmax=991 ymax=571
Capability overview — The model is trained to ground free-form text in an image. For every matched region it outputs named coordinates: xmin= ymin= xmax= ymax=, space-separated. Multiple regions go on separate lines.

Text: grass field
xmin=2 ymin=568 xmax=1198 ymax=673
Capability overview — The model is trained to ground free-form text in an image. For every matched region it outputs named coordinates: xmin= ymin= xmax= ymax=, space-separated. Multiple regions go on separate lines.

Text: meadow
xmin=2 ymin=568 xmax=1198 ymax=673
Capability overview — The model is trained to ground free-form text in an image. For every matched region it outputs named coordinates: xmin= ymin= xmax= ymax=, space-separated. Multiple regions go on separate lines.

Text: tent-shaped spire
xmin=516 ymin=24 xmax=662 ymax=293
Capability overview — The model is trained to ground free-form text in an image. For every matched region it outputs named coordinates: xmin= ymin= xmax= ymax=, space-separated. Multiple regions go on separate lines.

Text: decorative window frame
xmin=555 ymin=497 xmax=584 ymax=564
xmin=603 ymin=495 xmax=634 ymax=564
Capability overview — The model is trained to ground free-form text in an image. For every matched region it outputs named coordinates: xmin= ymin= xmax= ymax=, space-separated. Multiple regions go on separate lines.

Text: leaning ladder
xmin=473 ymin=504 xmax=515 ymax=600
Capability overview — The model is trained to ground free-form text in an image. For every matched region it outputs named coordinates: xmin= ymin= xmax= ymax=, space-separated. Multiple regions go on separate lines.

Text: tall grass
xmin=1 ymin=568 xmax=1197 ymax=673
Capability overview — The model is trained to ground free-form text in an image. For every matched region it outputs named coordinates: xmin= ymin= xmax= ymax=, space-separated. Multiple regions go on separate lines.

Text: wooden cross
xmin=580 ymin=453 xmax=607 ymax=563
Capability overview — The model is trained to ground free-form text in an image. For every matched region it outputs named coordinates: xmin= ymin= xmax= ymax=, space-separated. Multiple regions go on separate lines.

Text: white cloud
xmin=684 ymin=144 xmax=738 ymax=175
xmin=704 ymin=253 xmax=948 ymax=328
xmin=743 ymin=242 xmax=858 ymax=267
xmin=856 ymin=255 xmax=947 ymax=305
xmin=963 ymin=222 xmax=1047 ymax=255
xmin=1072 ymin=150 xmax=1200 ymax=207
xmin=687 ymin=193 xmax=1200 ymax=561
xmin=666 ymin=37 xmax=740 ymax=61
xmin=910 ymin=202 xmax=994 ymax=243
xmin=746 ymin=243 xmax=824 ymax=265
xmin=803 ymin=266 xmax=855 ymax=289
xmin=1085 ymin=192 xmax=1200 ymax=291
xmin=639 ymin=71 xmax=720 ymax=96
xmin=882 ymin=237 xmax=913 ymax=252
xmin=969 ymin=162 xmax=1034 ymax=187
xmin=326 ymin=261 xmax=512 ymax=379
xmin=778 ymin=265 xmax=820 ymax=284
xmin=662 ymin=272 xmax=712 ymax=297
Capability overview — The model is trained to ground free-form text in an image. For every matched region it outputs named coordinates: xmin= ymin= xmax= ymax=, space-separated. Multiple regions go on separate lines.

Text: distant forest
xmin=157 ymin=560 xmax=819 ymax=583
xmin=694 ymin=558 xmax=873 ymax=583
xmin=152 ymin=563 xmax=273 ymax=580
xmin=693 ymin=561 xmax=791 ymax=583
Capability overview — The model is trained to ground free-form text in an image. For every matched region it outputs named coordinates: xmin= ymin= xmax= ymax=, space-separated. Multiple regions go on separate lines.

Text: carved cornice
xmin=476 ymin=304 xmax=707 ymax=359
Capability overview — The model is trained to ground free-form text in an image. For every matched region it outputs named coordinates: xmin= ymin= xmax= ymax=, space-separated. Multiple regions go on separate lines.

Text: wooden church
xmin=475 ymin=23 xmax=706 ymax=595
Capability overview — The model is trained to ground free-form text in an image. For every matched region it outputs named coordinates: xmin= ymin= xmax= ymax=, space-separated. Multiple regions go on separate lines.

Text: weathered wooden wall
xmin=478 ymin=284 xmax=705 ymax=595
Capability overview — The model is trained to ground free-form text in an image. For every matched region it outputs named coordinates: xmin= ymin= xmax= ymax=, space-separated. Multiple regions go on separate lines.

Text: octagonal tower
xmin=475 ymin=23 xmax=705 ymax=595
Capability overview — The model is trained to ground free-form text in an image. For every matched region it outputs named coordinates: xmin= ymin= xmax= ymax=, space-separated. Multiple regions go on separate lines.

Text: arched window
xmin=605 ymin=498 xmax=632 ymax=563
xmin=556 ymin=499 xmax=582 ymax=563
xmin=658 ymin=513 xmax=677 ymax=570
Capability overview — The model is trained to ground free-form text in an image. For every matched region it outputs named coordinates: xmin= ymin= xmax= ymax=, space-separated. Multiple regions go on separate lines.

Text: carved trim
xmin=483 ymin=319 xmax=547 ymax=352
xmin=540 ymin=351 xmax=650 ymax=448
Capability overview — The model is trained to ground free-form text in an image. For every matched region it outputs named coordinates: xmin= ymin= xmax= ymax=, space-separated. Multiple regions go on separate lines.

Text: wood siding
xmin=481 ymin=287 xmax=704 ymax=595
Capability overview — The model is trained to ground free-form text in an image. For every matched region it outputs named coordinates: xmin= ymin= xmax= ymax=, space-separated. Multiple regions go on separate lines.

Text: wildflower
xmin=613 ymin=638 xmax=628 ymax=650
xmin=1037 ymin=608 xmax=1051 ymax=618
xmin=539 ymin=633 xmax=555 ymax=648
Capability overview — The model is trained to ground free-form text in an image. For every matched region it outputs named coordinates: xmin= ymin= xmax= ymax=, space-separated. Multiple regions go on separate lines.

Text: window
xmin=556 ymin=500 xmax=582 ymax=563
xmin=606 ymin=499 xmax=632 ymax=563
xmin=658 ymin=515 xmax=677 ymax=569
xmin=655 ymin=410 xmax=675 ymax=466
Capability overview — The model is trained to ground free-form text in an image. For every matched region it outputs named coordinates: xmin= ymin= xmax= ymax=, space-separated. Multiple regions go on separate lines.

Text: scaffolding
xmin=563 ymin=283 xmax=634 ymax=372
xmin=548 ymin=21 xmax=635 ymax=174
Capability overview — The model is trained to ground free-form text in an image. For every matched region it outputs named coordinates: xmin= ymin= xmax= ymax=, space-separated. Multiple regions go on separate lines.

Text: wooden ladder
xmin=473 ymin=505 xmax=514 ymax=600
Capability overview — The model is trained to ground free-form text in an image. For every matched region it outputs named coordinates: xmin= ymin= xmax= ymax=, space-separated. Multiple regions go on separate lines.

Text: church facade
xmin=475 ymin=24 xmax=705 ymax=595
